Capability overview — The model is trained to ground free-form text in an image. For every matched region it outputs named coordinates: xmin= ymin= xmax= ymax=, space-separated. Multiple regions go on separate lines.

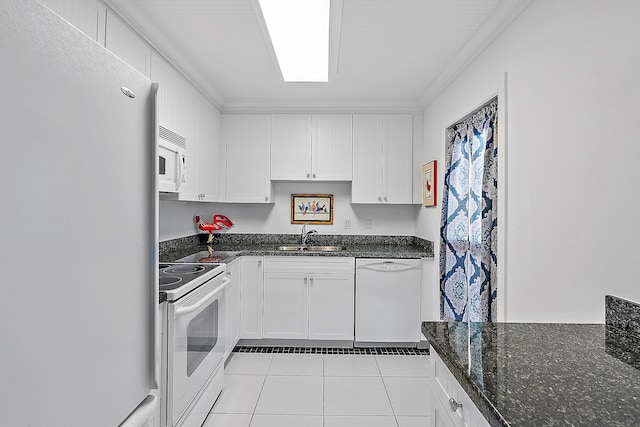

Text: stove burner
xmin=160 ymin=276 xmax=182 ymax=286
xmin=164 ymin=265 xmax=206 ymax=275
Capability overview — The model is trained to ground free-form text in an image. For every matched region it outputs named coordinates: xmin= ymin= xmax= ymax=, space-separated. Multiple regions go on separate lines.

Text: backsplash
xmin=604 ymin=295 xmax=640 ymax=369
xmin=159 ymin=233 xmax=433 ymax=257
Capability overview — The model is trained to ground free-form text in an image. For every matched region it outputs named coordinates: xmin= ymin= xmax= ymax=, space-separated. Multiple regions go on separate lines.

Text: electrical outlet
xmin=344 ymin=219 xmax=351 ymax=229
xmin=364 ymin=219 xmax=372 ymax=229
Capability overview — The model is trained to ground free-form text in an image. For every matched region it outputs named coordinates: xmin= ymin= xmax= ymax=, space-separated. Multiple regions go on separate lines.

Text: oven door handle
xmin=174 ymin=277 xmax=230 ymax=317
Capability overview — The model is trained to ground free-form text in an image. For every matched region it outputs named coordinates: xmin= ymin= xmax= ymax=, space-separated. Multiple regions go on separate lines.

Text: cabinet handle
xmin=304 ymin=277 xmax=308 ymax=284
xmin=310 ymin=277 xmax=314 ymax=285
xmin=378 ymin=196 xmax=382 ymax=202
xmin=448 ymin=397 xmax=462 ymax=412
xmin=312 ymin=173 xmax=316 ymax=179
xmin=265 ymin=196 xmax=269 ymax=202
xmin=383 ymin=196 xmax=388 ymax=202
xmin=307 ymin=173 xmax=310 ymax=178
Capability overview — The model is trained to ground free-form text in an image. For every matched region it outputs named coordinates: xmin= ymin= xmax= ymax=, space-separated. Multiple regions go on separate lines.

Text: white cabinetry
xmin=39 ymin=0 xmax=106 ymax=45
xmin=151 ymin=52 xmax=183 ymax=137
xmin=262 ymin=272 xmax=309 ymax=339
xmin=195 ymin=97 xmax=222 ymax=202
xmin=352 ymin=114 xmax=413 ymax=204
xmin=105 ymin=11 xmax=151 ymax=78
xmin=262 ymin=257 xmax=355 ymax=341
xmin=270 ymin=114 xmax=352 ymax=181
xmin=175 ymin=82 xmax=201 ymax=200
xmin=429 ymin=348 xmax=490 ymax=427
xmin=223 ymin=115 xmax=273 ymax=203
xmin=224 ymin=258 xmax=241 ymax=359
xmin=240 ymin=256 xmax=264 ymax=339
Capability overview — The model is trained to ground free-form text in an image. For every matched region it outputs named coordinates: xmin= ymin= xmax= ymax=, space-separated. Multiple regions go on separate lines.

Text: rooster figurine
xmin=195 ymin=214 xmax=234 ymax=243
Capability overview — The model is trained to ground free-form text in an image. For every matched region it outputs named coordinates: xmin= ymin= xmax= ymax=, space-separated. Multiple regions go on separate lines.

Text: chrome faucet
xmin=301 ymin=223 xmax=318 ymax=246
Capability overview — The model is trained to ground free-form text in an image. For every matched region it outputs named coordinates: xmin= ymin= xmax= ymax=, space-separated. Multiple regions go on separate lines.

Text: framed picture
xmin=422 ymin=161 xmax=437 ymax=207
xmin=291 ymin=194 xmax=334 ymax=224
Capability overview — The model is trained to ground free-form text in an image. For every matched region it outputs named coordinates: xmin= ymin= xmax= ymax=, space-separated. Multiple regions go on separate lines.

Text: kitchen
xmin=2 ymin=0 xmax=639 ymax=427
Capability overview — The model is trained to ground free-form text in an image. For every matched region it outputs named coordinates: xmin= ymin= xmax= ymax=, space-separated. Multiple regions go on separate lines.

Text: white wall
xmin=161 ymin=182 xmax=419 ymax=241
xmin=417 ymin=0 xmax=640 ymax=323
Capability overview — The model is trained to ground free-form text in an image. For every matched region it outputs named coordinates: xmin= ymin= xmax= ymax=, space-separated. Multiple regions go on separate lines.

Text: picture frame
xmin=422 ymin=161 xmax=437 ymax=207
xmin=291 ymin=194 xmax=334 ymax=224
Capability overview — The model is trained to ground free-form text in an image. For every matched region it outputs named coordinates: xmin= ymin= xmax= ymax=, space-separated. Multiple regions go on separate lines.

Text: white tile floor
xmin=202 ymin=352 xmax=431 ymax=427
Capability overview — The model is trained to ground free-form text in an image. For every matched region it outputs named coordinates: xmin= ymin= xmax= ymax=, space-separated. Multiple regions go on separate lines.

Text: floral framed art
xmin=291 ymin=194 xmax=334 ymax=224
xmin=422 ymin=161 xmax=437 ymax=207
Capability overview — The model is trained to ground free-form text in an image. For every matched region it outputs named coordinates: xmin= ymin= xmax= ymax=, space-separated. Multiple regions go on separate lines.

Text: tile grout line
xmin=374 ymin=354 xmax=402 ymax=427
xmin=248 ymin=352 xmax=273 ymax=425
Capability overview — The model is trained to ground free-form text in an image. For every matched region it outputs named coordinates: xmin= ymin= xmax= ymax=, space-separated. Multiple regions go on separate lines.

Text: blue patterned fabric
xmin=440 ymin=98 xmax=498 ymax=322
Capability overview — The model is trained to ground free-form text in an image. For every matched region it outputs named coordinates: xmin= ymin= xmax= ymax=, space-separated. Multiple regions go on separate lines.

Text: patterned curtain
xmin=440 ymin=98 xmax=498 ymax=322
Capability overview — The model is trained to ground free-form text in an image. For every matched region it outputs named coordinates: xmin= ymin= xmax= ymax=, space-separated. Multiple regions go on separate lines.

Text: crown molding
xmin=418 ymin=0 xmax=534 ymax=109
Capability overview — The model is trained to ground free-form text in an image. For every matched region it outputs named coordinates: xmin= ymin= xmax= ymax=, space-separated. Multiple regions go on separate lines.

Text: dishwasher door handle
xmin=357 ymin=262 xmax=419 ymax=272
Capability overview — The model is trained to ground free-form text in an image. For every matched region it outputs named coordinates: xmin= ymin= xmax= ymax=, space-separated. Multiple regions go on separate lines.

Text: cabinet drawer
xmin=430 ymin=348 xmax=489 ymax=427
xmin=263 ymin=256 xmax=355 ymax=273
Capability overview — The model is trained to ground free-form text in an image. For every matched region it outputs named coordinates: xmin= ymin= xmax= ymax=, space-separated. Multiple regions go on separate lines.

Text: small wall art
xmin=422 ymin=161 xmax=437 ymax=207
xmin=291 ymin=194 xmax=334 ymax=224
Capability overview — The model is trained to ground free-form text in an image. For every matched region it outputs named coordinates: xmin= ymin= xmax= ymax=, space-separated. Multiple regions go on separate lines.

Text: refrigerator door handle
xmin=118 ymin=394 xmax=158 ymax=427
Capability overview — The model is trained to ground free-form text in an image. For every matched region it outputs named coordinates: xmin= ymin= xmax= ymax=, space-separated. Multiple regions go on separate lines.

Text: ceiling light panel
xmin=259 ymin=0 xmax=330 ymax=82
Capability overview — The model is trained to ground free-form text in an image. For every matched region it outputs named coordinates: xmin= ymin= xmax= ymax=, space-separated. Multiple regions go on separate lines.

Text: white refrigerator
xmin=0 ymin=1 xmax=159 ymax=426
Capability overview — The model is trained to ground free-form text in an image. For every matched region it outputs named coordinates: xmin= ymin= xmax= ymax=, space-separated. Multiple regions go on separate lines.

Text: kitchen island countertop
xmin=422 ymin=321 xmax=640 ymax=426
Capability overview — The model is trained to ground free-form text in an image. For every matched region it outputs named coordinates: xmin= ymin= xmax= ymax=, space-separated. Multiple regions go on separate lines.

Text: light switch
xmin=364 ymin=219 xmax=372 ymax=229
xmin=344 ymin=219 xmax=351 ymax=229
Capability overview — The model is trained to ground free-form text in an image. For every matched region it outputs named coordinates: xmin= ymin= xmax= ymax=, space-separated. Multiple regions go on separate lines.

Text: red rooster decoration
xmin=195 ymin=214 xmax=234 ymax=243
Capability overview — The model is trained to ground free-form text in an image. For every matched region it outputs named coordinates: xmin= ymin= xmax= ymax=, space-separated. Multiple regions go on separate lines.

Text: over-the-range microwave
xmin=158 ymin=125 xmax=186 ymax=193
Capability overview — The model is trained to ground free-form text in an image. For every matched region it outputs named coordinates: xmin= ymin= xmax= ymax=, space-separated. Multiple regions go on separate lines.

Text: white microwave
xmin=158 ymin=126 xmax=187 ymax=193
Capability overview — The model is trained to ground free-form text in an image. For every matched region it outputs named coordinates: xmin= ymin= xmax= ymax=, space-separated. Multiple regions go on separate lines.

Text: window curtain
xmin=440 ymin=98 xmax=498 ymax=322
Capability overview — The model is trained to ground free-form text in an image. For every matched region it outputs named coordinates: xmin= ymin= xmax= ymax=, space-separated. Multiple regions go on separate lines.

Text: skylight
xmin=258 ymin=0 xmax=330 ymax=82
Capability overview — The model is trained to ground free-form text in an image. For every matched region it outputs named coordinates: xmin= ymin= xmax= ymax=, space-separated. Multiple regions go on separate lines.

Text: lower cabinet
xmin=224 ymin=258 xmax=241 ymax=359
xmin=429 ymin=347 xmax=490 ymax=427
xmin=262 ymin=257 xmax=355 ymax=341
xmin=239 ymin=256 xmax=264 ymax=339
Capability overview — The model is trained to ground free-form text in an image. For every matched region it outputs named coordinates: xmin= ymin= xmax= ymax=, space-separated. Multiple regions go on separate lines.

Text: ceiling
xmin=106 ymin=0 xmax=531 ymax=111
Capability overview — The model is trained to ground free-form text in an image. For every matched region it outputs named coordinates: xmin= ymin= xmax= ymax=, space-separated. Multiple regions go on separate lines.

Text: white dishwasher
xmin=355 ymin=258 xmax=421 ymax=346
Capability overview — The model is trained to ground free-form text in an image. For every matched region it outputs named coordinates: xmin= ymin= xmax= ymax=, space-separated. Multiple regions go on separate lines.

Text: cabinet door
xmin=308 ymin=273 xmax=354 ymax=340
xmin=225 ymin=259 xmax=242 ymax=358
xmin=270 ymin=115 xmax=312 ymax=180
xmin=352 ymin=114 xmax=383 ymax=203
xmin=263 ymin=272 xmax=309 ymax=339
xmin=240 ymin=256 xmax=264 ymax=339
xmin=197 ymin=97 xmax=221 ymax=201
xmin=224 ymin=115 xmax=273 ymax=203
xmin=105 ymin=11 xmax=151 ymax=78
xmin=150 ymin=52 xmax=182 ymax=135
xmin=383 ymin=115 xmax=413 ymax=203
xmin=39 ymin=0 xmax=106 ymax=45
xmin=312 ymin=114 xmax=353 ymax=181
xmin=176 ymin=83 xmax=201 ymax=200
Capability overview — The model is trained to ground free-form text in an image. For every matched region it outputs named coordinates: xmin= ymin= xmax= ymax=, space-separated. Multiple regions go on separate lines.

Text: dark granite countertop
xmin=159 ymin=233 xmax=433 ymax=263
xmin=422 ymin=321 xmax=640 ymax=427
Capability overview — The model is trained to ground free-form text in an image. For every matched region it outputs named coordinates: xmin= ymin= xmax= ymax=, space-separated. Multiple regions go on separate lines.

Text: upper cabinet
xmin=271 ymin=114 xmax=352 ymax=181
xmin=223 ymin=114 xmax=273 ymax=203
xmin=39 ymin=0 xmax=106 ymax=45
xmin=352 ymin=114 xmax=413 ymax=204
xmin=105 ymin=11 xmax=152 ymax=78
xmin=196 ymin=97 xmax=222 ymax=202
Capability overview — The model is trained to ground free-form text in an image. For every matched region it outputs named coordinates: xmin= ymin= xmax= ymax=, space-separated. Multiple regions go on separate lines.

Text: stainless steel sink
xmin=308 ymin=245 xmax=346 ymax=252
xmin=276 ymin=245 xmax=308 ymax=251
xmin=276 ymin=245 xmax=346 ymax=252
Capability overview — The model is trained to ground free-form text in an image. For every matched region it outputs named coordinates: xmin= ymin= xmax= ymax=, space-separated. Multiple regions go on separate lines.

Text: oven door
xmin=167 ymin=273 xmax=228 ymax=426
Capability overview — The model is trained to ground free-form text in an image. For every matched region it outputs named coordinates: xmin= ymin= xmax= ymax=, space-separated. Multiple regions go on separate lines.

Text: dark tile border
xmin=232 ymin=346 xmax=429 ymax=355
